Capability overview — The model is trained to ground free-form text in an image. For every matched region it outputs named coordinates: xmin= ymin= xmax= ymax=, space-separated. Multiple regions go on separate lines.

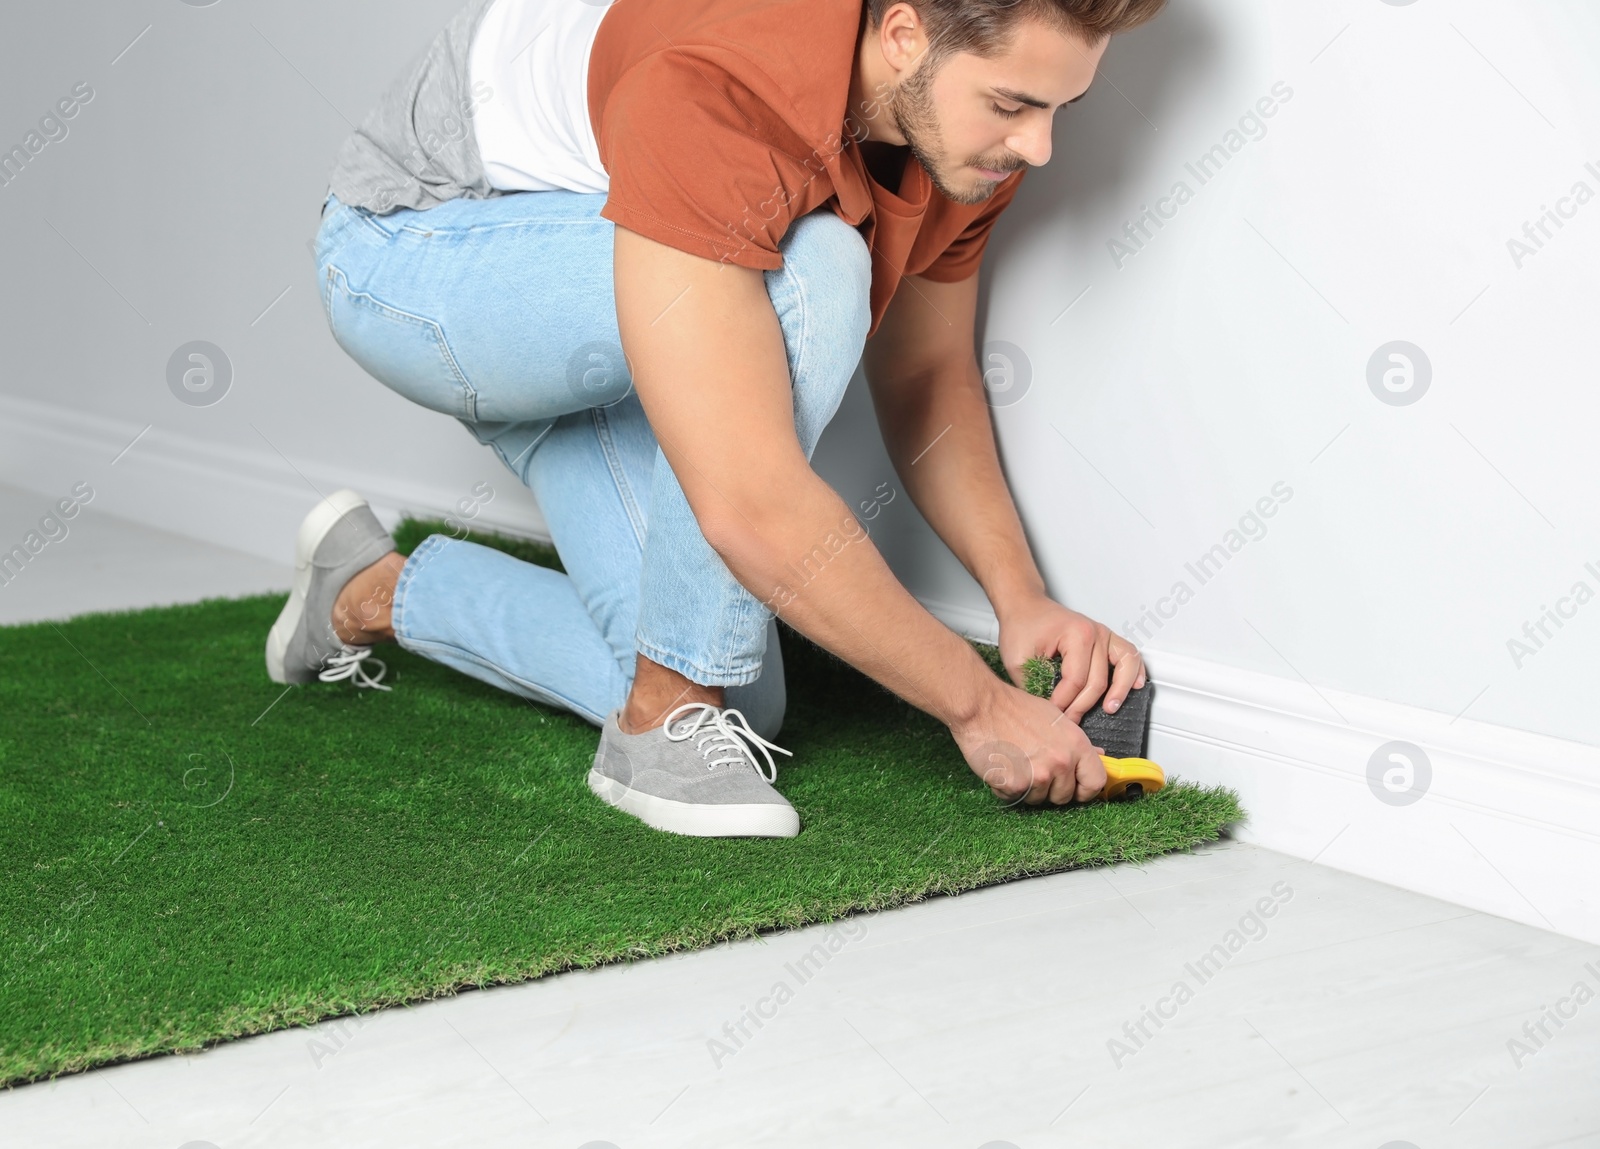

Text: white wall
xmin=0 ymin=0 xmax=544 ymax=544
xmin=828 ymin=0 xmax=1600 ymax=750
xmin=3 ymin=0 xmax=1597 ymax=938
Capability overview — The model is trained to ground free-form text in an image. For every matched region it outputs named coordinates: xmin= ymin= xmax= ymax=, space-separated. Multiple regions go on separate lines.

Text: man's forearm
xmin=869 ymin=357 xmax=1047 ymax=621
xmin=699 ymin=460 xmax=1000 ymax=731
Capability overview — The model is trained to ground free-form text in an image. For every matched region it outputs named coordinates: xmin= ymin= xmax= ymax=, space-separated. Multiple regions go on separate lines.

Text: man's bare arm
xmin=862 ymin=271 xmax=1145 ymax=718
xmin=862 ymin=272 xmax=1047 ymax=621
xmin=612 ymin=228 xmax=1105 ymax=804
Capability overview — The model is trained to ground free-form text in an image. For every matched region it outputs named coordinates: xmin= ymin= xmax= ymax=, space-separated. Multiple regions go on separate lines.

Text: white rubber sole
xmin=265 ymin=488 xmax=371 ymax=684
xmin=587 ymin=769 xmax=801 ymax=838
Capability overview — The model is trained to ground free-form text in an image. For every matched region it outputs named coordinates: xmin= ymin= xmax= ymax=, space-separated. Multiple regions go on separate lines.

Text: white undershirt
xmin=468 ymin=0 xmax=611 ymax=194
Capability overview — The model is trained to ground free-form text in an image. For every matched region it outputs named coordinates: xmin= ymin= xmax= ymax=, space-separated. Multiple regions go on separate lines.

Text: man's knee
xmin=769 ymin=209 xmax=871 ymax=452
xmin=775 ymin=209 xmax=872 ymax=348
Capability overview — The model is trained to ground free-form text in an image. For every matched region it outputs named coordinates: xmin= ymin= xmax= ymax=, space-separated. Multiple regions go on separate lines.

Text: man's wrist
xmin=987 ymin=571 xmax=1050 ymax=626
xmin=939 ymin=641 xmax=1004 ymax=733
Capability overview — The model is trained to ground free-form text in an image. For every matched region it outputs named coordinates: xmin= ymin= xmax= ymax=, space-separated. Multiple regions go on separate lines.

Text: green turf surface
xmin=0 ymin=522 xmax=1241 ymax=1087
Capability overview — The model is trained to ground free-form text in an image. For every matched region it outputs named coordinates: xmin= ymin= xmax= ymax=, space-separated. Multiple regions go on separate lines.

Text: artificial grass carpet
xmin=0 ymin=530 xmax=1242 ymax=1087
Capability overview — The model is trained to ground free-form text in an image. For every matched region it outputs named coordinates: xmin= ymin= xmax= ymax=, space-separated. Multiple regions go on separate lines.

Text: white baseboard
xmin=1151 ymin=649 xmax=1599 ymax=943
xmin=0 ymin=394 xmax=552 ymax=563
xmin=7 ymin=395 xmax=1598 ymax=943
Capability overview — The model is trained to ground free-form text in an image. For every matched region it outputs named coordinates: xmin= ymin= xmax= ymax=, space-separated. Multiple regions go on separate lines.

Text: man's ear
xmin=877 ymin=1 xmax=931 ymax=75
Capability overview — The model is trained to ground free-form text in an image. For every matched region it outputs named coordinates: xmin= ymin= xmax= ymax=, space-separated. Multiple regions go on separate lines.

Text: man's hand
xmin=998 ymin=594 xmax=1145 ymax=724
xmin=952 ymin=678 xmax=1108 ymax=805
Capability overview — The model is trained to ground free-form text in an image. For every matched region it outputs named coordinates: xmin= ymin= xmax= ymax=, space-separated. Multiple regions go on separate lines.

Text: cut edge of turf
xmin=7 ymin=784 xmax=1242 ymax=1088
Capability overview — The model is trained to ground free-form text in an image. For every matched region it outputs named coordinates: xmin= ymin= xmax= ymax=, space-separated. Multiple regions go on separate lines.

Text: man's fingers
xmin=1103 ymin=644 xmax=1142 ymax=714
xmin=1048 ymin=618 xmax=1098 ymax=710
xmin=1065 ymin=629 xmax=1111 ymax=724
xmin=1047 ymin=662 xmax=1077 ymax=712
xmin=1050 ymin=637 xmax=1092 ymax=713
xmin=1023 ymin=763 xmax=1051 ymax=805
xmin=1046 ymin=761 xmax=1078 ymax=805
xmin=1076 ymin=749 xmax=1107 ymax=803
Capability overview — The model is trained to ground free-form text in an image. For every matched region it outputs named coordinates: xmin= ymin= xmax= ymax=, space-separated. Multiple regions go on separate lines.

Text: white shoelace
xmin=662 ymin=702 xmax=792 ymax=782
xmin=318 ymin=644 xmax=391 ymax=691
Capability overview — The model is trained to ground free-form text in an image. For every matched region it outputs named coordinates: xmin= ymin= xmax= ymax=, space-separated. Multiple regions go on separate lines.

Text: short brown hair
xmin=866 ymin=0 xmax=1167 ymax=59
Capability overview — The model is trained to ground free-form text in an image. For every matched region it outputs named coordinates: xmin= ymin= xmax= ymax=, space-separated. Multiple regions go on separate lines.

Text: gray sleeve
xmin=325 ymin=0 xmax=501 ymax=214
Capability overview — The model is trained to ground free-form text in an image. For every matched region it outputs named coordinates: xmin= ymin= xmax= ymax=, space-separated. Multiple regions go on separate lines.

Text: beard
xmin=888 ymin=55 xmax=1021 ymax=205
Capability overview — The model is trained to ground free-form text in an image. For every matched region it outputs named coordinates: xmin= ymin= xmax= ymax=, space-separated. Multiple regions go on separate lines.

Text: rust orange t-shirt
xmin=586 ymin=0 xmax=1025 ymax=336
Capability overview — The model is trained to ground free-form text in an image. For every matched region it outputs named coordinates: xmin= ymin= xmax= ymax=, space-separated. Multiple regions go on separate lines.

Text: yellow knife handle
xmin=1099 ymin=755 xmax=1166 ymax=800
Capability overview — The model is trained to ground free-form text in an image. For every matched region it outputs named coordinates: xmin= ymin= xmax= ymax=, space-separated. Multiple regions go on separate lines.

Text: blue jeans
xmin=313 ymin=189 xmax=872 ymax=740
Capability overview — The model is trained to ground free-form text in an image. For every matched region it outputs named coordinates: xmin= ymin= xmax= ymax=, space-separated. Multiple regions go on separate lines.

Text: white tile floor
xmin=3 ymin=486 xmax=1598 ymax=1149
xmin=0 ymin=485 xmax=292 ymax=626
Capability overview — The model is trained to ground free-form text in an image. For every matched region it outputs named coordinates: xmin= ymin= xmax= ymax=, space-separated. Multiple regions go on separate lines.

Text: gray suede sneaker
xmin=588 ymin=702 xmax=800 ymax=838
xmin=265 ymin=489 xmax=396 ymax=690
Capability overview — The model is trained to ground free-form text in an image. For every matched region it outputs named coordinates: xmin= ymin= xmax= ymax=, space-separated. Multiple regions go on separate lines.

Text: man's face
xmin=888 ymin=18 xmax=1107 ymax=204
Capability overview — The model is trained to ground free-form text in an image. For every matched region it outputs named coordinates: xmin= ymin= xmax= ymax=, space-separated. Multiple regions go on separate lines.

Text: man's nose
xmin=1009 ymin=120 xmax=1053 ymax=167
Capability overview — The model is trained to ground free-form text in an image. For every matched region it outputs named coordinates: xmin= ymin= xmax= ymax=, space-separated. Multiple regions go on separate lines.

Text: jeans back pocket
xmin=323 ymin=264 xmax=478 ymax=421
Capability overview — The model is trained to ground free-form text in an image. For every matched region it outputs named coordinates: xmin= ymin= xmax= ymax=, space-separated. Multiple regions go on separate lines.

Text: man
xmin=271 ymin=0 xmax=1162 ymax=838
